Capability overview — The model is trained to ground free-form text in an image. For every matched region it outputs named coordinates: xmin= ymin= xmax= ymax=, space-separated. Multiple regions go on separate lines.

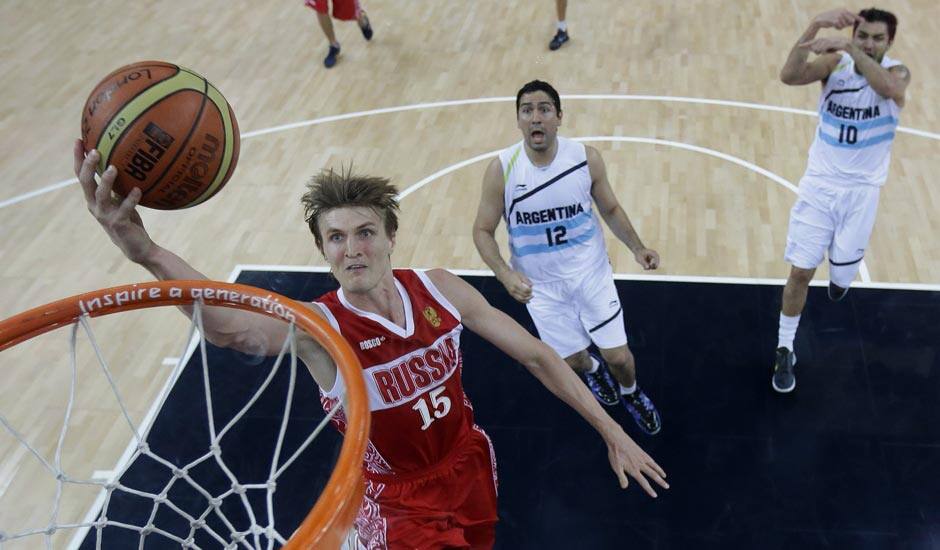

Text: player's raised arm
xmin=427 ymin=268 xmax=668 ymax=498
xmin=73 ymin=140 xmax=326 ymax=373
xmin=842 ymin=47 xmax=910 ymax=106
xmin=779 ymin=9 xmax=852 ymax=85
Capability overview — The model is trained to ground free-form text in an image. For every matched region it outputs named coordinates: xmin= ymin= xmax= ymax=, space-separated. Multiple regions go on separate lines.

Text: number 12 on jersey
xmin=545 ymin=225 xmax=568 ymax=246
xmin=412 ymin=386 xmax=452 ymax=430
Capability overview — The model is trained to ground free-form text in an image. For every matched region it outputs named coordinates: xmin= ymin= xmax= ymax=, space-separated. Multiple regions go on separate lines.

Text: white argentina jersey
xmin=500 ymin=137 xmax=609 ymax=283
xmin=804 ymin=52 xmax=903 ymax=187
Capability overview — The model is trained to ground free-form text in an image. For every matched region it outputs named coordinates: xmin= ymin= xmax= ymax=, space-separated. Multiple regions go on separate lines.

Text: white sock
xmin=557 ymin=21 xmax=567 ymax=32
xmin=620 ymin=382 xmax=637 ymax=395
xmin=777 ymin=313 xmax=800 ymax=351
xmin=586 ymin=356 xmax=599 ymax=374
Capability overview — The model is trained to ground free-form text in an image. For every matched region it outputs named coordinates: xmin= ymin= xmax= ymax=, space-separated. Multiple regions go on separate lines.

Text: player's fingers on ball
xmin=96 ymin=165 xmax=117 ymax=206
xmin=79 ymin=149 xmax=99 ymax=186
xmin=73 ymin=139 xmax=87 ymax=176
xmin=118 ymin=187 xmax=142 ymax=217
xmin=79 ymin=170 xmax=98 ymax=207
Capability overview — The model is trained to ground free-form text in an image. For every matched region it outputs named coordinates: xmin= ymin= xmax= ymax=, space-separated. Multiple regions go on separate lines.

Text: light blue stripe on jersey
xmin=511 ymin=225 xmax=597 ymax=257
xmin=817 ymin=129 xmax=896 ymax=149
xmin=508 ymin=211 xmax=592 ymax=237
xmin=820 ymin=112 xmax=898 ymax=131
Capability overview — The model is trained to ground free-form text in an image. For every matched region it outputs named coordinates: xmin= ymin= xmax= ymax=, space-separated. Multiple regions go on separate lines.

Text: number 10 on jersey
xmin=838 ymin=124 xmax=858 ymax=144
xmin=412 ymin=386 xmax=452 ymax=430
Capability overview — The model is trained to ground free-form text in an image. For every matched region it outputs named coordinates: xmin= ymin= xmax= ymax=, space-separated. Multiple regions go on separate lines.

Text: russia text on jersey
xmin=366 ymin=329 xmax=462 ymax=409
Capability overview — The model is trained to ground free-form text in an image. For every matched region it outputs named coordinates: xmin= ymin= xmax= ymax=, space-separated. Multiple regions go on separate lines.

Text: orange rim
xmin=0 ymin=280 xmax=368 ymax=549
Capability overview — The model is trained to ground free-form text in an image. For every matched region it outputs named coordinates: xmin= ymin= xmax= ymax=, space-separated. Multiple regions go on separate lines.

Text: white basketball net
xmin=0 ymin=301 xmax=345 ymax=549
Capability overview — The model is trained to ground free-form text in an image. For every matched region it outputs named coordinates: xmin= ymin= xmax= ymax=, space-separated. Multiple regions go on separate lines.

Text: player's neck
xmin=343 ymin=272 xmax=407 ymax=328
xmin=524 ymin=139 xmax=559 ymax=168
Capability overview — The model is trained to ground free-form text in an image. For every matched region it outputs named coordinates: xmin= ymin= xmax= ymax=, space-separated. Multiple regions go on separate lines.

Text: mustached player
xmin=473 ymin=80 xmax=663 ymax=435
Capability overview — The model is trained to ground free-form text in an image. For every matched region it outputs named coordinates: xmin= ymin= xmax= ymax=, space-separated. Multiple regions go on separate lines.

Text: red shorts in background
xmin=356 ymin=428 xmax=499 ymax=549
xmin=304 ymin=0 xmax=362 ymax=21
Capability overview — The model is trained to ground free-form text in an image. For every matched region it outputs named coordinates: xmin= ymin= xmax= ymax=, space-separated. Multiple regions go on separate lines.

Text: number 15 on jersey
xmin=412 ymin=386 xmax=452 ymax=430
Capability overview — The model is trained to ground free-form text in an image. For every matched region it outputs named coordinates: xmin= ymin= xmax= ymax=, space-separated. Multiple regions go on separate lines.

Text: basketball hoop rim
xmin=0 ymin=279 xmax=369 ymax=549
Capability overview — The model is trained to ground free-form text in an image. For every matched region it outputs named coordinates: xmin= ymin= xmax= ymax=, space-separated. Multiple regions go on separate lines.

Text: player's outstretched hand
xmin=813 ymin=8 xmax=862 ymax=30
xmin=634 ymin=248 xmax=660 ymax=270
xmin=74 ymin=139 xmax=154 ymax=264
xmin=606 ymin=429 xmax=669 ymax=498
xmin=497 ymin=269 xmax=534 ymax=303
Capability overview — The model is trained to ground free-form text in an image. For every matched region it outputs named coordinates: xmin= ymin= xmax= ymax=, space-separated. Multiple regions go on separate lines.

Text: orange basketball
xmin=81 ymin=61 xmax=240 ymax=210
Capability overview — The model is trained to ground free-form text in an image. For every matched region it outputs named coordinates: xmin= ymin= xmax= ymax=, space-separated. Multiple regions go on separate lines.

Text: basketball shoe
xmin=828 ymin=281 xmax=849 ymax=302
xmin=549 ymin=29 xmax=569 ymax=50
xmin=621 ymin=388 xmax=662 ymax=435
xmin=324 ymin=44 xmax=341 ymax=68
xmin=359 ymin=14 xmax=373 ymax=40
xmin=772 ymin=346 xmax=796 ymax=393
xmin=582 ymin=354 xmax=619 ymax=406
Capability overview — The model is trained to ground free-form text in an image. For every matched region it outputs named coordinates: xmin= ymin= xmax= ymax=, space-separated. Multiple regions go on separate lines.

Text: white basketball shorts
xmin=784 ymin=177 xmax=880 ymax=285
xmin=525 ymin=263 xmax=627 ymax=358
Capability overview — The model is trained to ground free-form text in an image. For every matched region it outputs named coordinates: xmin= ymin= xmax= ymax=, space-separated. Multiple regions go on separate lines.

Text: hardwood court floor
xmin=0 ymin=0 xmax=937 ymax=546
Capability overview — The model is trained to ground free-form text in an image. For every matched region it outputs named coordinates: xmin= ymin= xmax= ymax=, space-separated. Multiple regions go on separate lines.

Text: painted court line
xmin=4 ymin=94 xmax=938 ymax=209
xmin=230 ymin=265 xmax=940 ymax=292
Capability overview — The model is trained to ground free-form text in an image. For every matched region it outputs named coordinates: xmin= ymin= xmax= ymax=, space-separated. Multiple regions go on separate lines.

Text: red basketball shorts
xmin=354 ymin=428 xmax=499 ymax=549
xmin=304 ymin=0 xmax=362 ymax=21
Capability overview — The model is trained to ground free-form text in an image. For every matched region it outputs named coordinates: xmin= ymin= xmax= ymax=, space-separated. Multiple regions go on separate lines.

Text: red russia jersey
xmin=315 ymin=269 xmax=476 ymax=477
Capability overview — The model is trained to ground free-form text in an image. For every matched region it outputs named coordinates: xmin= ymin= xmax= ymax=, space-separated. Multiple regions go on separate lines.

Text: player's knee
xmin=788 ymin=266 xmax=815 ymax=285
xmin=829 ymin=263 xmax=859 ymax=288
xmin=602 ymin=347 xmax=634 ymax=371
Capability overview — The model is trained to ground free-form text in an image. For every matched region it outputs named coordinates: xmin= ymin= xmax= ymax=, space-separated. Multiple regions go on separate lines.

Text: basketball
xmin=80 ymin=61 xmax=240 ymax=210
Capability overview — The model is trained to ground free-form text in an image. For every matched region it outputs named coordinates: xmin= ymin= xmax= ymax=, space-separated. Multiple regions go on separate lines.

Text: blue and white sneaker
xmin=621 ymin=387 xmax=662 ymax=435
xmin=582 ymin=355 xmax=619 ymax=406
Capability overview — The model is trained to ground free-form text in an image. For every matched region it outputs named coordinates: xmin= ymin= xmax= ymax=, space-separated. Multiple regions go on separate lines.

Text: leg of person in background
xmin=357 ymin=9 xmax=373 ymax=40
xmin=316 ymin=10 xmax=342 ymax=68
xmin=549 ymin=0 xmax=569 ymax=50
